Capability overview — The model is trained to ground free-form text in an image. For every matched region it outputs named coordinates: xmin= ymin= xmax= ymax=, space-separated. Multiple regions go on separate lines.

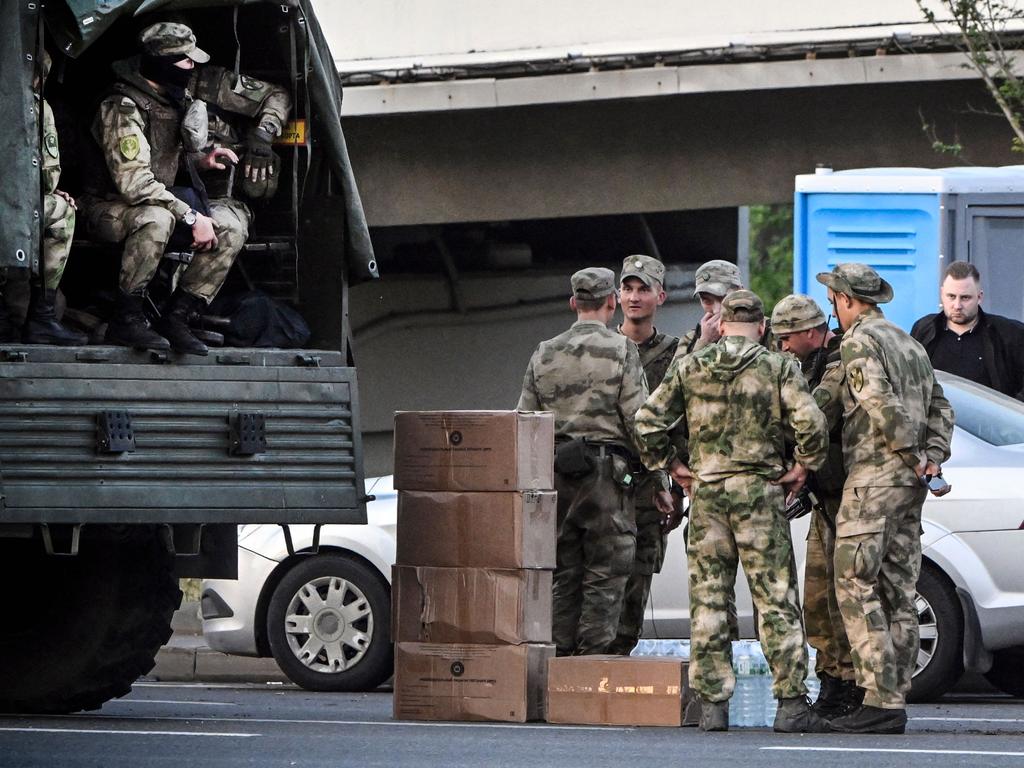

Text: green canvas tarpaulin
xmin=0 ymin=0 xmax=377 ymax=280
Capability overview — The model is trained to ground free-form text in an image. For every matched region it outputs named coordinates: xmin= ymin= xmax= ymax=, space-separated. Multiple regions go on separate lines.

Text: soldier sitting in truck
xmin=80 ymin=21 xmax=291 ymax=356
xmin=0 ymin=47 xmax=88 ymax=347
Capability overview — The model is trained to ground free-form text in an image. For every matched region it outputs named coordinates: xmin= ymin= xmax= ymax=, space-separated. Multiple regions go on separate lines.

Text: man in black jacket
xmin=911 ymin=261 xmax=1024 ymax=401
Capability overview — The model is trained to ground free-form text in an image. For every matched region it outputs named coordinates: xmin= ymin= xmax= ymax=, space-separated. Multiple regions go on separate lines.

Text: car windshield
xmin=939 ymin=372 xmax=1024 ymax=447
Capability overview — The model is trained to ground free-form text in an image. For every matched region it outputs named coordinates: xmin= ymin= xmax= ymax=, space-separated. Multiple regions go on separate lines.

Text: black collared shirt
xmin=930 ymin=322 xmax=991 ymax=387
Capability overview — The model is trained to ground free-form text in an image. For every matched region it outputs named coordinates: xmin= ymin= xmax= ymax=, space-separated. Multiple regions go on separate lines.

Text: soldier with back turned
xmin=635 ymin=290 xmax=829 ymax=733
xmin=517 ymin=267 xmax=648 ymax=656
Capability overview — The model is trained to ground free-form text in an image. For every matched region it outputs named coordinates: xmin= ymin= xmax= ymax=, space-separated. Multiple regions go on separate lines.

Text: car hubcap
xmin=284 ymin=576 xmax=373 ymax=673
xmin=914 ymin=591 xmax=937 ymax=676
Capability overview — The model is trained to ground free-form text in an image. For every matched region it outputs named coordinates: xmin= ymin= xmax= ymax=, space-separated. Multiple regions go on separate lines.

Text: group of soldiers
xmin=519 ymin=255 xmax=954 ymax=735
xmin=6 ymin=22 xmax=289 ymax=355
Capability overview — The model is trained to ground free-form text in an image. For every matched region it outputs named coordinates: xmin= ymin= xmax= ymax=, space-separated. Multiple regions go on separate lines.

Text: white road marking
xmin=761 ymin=747 xmax=1024 ymax=757
xmin=911 ymin=717 xmax=1024 ymax=723
xmin=0 ymin=726 xmax=258 ymax=738
xmin=52 ymin=713 xmax=629 ymax=732
xmin=104 ymin=699 xmax=236 ymax=707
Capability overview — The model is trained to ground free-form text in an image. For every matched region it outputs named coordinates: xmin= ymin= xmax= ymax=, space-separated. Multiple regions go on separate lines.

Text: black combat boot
xmin=812 ymin=672 xmax=860 ymax=719
xmin=828 ymin=704 xmax=907 ymax=734
xmin=773 ymin=695 xmax=830 ymax=733
xmin=153 ymin=289 xmax=208 ymax=356
xmin=698 ymin=697 xmax=729 ymax=732
xmin=0 ymin=292 xmax=20 ymax=343
xmin=22 ymin=285 xmax=88 ymax=346
xmin=105 ymin=289 xmax=171 ymax=351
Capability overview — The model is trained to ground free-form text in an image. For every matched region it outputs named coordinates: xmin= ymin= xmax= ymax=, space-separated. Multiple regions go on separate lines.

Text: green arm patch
xmin=118 ymin=134 xmax=140 ymax=161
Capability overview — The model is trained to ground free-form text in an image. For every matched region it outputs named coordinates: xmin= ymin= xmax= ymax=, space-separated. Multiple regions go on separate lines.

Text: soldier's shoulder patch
xmin=849 ymin=365 xmax=865 ymax=392
xmin=44 ymin=132 xmax=59 ymax=158
xmin=117 ymin=96 xmax=137 ymax=114
xmin=118 ymin=134 xmax=140 ymax=161
xmin=813 ymin=387 xmax=832 ymax=409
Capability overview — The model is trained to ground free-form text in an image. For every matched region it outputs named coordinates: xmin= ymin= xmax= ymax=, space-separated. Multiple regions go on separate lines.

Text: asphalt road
xmin=1 ymin=685 xmax=1022 ymax=768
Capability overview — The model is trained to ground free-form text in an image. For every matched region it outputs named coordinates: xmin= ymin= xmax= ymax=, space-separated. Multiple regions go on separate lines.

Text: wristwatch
xmin=182 ymin=208 xmax=198 ymax=227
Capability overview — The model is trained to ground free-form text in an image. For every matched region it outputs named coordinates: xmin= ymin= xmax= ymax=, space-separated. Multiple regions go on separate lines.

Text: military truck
xmin=0 ymin=0 xmax=377 ymax=713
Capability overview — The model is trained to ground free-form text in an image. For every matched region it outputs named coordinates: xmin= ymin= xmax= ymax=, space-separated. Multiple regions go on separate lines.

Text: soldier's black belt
xmin=589 ymin=442 xmax=636 ymax=462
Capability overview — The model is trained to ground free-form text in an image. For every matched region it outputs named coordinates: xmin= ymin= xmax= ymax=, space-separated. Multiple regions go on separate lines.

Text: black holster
xmin=554 ymin=438 xmax=594 ymax=477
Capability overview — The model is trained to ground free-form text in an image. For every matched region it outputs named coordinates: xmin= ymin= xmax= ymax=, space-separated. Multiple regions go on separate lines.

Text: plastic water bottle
xmin=731 ymin=641 xmax=773 ymax=727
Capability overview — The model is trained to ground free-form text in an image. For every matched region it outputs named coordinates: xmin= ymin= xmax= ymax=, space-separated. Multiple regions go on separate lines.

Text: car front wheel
xmin=266 ymin=554 xmax=393 ymax=692
xmin=907 ymin=564 xmax=964 ymax=702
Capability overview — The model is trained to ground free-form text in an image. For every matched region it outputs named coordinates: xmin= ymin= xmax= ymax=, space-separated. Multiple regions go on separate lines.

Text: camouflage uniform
xmin=518 ymin=267 xmax=648 ymax=656
xmin=816 ymin=265 xmax=954 ymax=712
xmin=609 ymin=255 xmax=678 ymax=656
xmin=84 ymin=24 xmax=290 ymax=303
xmin=771 ymin=294 xmax=854 ymax=690
xmin=634 ymin=290 xmax=828 ymax=704
xmin=41 ymin=98 xmax=74 ymax=291
xmin=670 ymin=260 xmax=752 ymax=643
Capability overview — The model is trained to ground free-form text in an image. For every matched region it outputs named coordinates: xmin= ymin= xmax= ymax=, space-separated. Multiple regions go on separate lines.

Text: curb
xmin=148 ymin=601 xmax=288 ymax=684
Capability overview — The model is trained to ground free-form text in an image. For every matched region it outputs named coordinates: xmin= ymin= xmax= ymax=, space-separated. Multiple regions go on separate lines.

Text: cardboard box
xmin=393 ymin=411 xmax=554 ymax=491
xmin=396 ymin=490 xmax=556 ymax=569
xmin=392 ymin=565 xmax=552 ymax=644
xmin=546 ymin=655 xmax=690 ymax=726
xmin=394 ymin=642 xmax=554 ymax=722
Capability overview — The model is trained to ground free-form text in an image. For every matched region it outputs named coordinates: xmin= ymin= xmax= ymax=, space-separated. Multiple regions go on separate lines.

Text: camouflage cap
xmin=620 ymin=254 xmax=666 ymax=289
xmin=720 ymin=289 xmax=764 ymax=323
xmin=571 ymin=267 xmax=616 ymax=300
xmin=139 ymin=22 xmax=210 ymax=64
xmin=816 ymin=262 xmax=893 ymax=304
xmin=771 ymin=294 xmax=827 ymax=334
xmin=693 ymin=259 xmax=742 ymax=298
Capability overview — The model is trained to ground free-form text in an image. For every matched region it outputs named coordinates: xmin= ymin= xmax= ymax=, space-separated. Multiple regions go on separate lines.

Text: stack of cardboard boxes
xmin=391 ymin=411 xmax=557 ymax=723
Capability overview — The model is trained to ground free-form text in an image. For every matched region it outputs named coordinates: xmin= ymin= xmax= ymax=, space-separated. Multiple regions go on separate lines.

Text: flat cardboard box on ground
xmin=546 ymin=655 xmax=690 ymax=726
xmin=393 ymin=411 xmax=554 ymax=492
xmin=392 ymin=565 xmax=552 ymax=644
xmin=394 ymin=642 xmax=554 ymax=723
xmin=396 ymin=490 xmax=556 ymax=569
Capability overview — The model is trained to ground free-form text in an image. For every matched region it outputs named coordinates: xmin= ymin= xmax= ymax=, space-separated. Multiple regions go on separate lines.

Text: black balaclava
xmin=140 ymin=53 xmax=193 ymax=100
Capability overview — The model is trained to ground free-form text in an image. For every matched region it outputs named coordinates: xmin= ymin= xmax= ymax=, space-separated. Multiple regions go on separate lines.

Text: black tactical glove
xmin=244 ymin=126 xmax=275 ymax=183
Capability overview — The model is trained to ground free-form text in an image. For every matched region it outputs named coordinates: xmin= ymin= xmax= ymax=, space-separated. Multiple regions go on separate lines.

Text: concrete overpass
xmin=310 ymin=1 xmax=1024 ymax=472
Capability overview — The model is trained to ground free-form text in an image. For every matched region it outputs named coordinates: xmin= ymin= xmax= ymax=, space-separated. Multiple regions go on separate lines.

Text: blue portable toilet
xmin=794 ymin=166 xmax=1024 ymax=331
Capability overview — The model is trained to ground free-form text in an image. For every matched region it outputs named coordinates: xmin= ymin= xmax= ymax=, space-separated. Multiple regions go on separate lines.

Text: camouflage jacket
xmin=518 ymin=319 xmax=648 ymax=451
xmin=821 ymin=306 xmax=954 ymax=488
xmin=635 ymin=335 xmax=828 ymax=482
xmin=41 ymin=98 xmax=61 ymax=195
xmin=619 ymin=328 xmax=679 ymax=502
xmin=801 ymin=333 xmax=846 ymax=495
xmin=91 ymin=58 xmax=291 ymax=220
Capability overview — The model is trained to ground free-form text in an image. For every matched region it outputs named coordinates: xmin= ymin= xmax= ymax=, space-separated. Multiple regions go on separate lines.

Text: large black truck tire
xmin=0 ymin=525 xmax=182 ymax=714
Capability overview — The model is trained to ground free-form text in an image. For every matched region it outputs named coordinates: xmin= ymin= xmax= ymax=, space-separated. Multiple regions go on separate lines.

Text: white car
xmin=202 ymin=372 xmax=1024 ymax=699
xmin=201 ymin=476 xmax=397 ymax=692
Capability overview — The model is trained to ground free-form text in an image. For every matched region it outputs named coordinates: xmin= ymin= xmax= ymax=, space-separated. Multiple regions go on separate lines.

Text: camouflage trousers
xmin=42 ymin=192 xmax=75 ymax=290
xmin=83 ymin=197 xmax=251 ymax=303
xmin=687 ymin=475 xmax=808 ymax=703
xmin=608 ymin=504 xmax=665 ymax=655
xmin=804 ymin=495 xmax=855 ymax=681
xmin=835 ymin=484 xmax=926 ymax=709
xmin=553 ymin=456 xmax=636 ymax=656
